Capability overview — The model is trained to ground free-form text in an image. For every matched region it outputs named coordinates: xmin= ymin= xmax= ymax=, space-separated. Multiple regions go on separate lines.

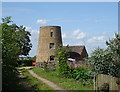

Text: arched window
xmin=50 ymin=32 xmax=53 ymax=37
xmin=50 ymin=28 xmax=54 ymax=37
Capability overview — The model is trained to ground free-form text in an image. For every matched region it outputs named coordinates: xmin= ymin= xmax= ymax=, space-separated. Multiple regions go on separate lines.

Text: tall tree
xmin=1 ymin=16 xmax=32 ymax=90
xmin=2 ymin=16 xmax=32 ymax=66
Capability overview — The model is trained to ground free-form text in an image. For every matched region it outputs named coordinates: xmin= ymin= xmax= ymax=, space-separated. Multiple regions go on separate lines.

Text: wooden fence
xmin=94 ymin=74 xmax=120 ymax=91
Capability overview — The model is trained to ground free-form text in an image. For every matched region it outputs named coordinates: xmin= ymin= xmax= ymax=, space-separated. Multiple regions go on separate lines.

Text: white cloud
xmin=36 ymin=19 xmax=47 ymax=25
xmin=29 ymin=29 xmax=39 ymax=57
xmin=23 ymin=26 xmax=39 ymax=34
xmin=93 ymin=36 xmax=105 ymax=40
xmin=22 ymin=26 xmax=39 ymax=56
xmin=30 ymin=30 xmax=39 ymax=40
xmin=87 ymin=35 xmax=105 ymax=43
xmin=62 ymin=33 xmax=67 ymax=39
xmin=73 ymin=29 xmax=86 ymax=39
xmin=26 ymin=26 xmax=31 ymax=31
xmin=23 ymin=26 xmax=32 ymax=32
xmin=31 ymin=30 xmax=39 ymax=34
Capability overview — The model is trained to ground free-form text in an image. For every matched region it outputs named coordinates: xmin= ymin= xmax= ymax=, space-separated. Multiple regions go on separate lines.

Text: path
xmin=17 ymin=70 xmax=35 ymax=92
xmin=28 ymin=70 xmax=64 ymax=90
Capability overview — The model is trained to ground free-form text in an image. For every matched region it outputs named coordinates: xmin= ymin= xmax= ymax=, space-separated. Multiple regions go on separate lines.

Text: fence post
xmin=94 ymin=74 xmax=97 ymax=91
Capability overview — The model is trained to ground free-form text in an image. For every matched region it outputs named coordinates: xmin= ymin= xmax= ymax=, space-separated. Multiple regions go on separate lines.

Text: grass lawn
xmin=23 ymin=70 xmax=54 ymax=91
xmin=32 ymin=67 xmax=93 ymax=90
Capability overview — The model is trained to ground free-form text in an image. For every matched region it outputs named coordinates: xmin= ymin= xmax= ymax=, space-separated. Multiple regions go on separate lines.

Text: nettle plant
xmin=89 ymin=33 xmax=120 ymax=77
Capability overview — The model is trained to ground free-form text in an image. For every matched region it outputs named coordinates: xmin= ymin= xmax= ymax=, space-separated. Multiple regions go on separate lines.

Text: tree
xmin=89 ymin=48 xmax=112 ymax=74
xmin=106 ymin=33 xmax=120 ymax=77
xmin=2 ymin=16 xmax=32 ymax=66
xmin=89 ymin=33 xmax=120 ymax=77
xmin=1 ymin=16 xmax=32 ymax=90
xmin=106 ymin=33 xmax=120 ymax=63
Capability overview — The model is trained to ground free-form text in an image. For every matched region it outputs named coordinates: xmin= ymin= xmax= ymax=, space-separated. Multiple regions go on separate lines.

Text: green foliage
xmin=33 ymin=67 xmax=93 ymax=90
xmin=89 ymin=33 xmax=120 ymax=77
xmin=106 ymin=33 xmax=120 ymax=62
xmin=17 ymin=56 xmax=36 ymax=67
xmin=30 ymin=56 xmax=36 ymax=61
xmin=56 ymin=46 xmax=70 ymax=62
xmin=73 ymin=65 xmax=92 ymax=80
xmin=89 ymin=48 xmax=112 ymax=74
xmin=66 ymin=64 xmax=93 ymax=84
xmin=1 ymin=16 xmax=32 ymax=90
xmin=17 ymin=60 xmax=33 ymax=66
xmin=2 ymin=16 xmax=32 ymax=67
xmin=56 ymin=46 xmax=93 ymax=84
xmin=55 ymin=46 xmax=71 ymax=77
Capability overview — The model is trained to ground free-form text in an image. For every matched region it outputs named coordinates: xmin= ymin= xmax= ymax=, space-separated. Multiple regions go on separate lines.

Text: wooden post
xmin=94 ymin=74 xmax=97 ymax=91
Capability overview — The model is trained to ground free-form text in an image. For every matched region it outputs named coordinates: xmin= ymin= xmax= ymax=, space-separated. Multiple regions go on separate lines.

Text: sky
xmin=2 ymin=0 xmax=120 ymax=2
xmin=2 ymin=2 xmax=118 ymax=57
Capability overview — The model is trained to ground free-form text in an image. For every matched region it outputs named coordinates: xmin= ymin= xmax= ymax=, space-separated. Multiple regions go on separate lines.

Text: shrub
xmin=89 ymin=33 xmax=120 ymax=77
xmin=55 ymin=46 xmax=71 ymax=77
xmin=70 ymin=65 xmax=93 ymax=81
xmin=17 ymin=60 xmax=33 ymax=66
xmin=56 ymin=46 xmax=93 ymax=86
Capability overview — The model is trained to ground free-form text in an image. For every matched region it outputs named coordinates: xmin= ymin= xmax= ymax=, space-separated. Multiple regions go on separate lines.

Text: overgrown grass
xmin=23 ymin=70 xmax=54 ymax=91
xmin=32 ymin=67 xmax=93 ymax=90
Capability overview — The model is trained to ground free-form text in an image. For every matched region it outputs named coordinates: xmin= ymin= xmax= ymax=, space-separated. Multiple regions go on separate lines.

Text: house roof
xmin=63 ymin=45 xmax=88 ymax=57
xmin=68 ymin=46 xmax=85 ymax=55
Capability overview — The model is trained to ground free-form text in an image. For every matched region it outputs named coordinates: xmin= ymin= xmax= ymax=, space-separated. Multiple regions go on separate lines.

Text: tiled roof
xmin=68 ymin=46 xmax=85 ymax=55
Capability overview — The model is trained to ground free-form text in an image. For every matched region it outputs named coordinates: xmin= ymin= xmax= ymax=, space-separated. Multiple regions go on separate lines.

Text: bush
xmin=68 ymin=64 xmax=93 ymax=81
xmin=17 ymin=60 xmax=33 ymax=66
xmin=56 ymin=46 xmax=93 ymax=86
xmin=55 ymin=46 xmax=71 ymax=77
xmin=89 ymin=33 xmax=120 ymax=77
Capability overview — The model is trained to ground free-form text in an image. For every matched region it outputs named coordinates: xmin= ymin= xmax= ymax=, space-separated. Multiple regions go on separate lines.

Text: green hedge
xmin=17 ymin=60 xmax=34 ymax=66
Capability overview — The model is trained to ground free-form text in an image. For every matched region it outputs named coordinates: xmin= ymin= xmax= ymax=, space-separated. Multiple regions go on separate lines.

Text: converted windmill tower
xmin=36 ymin=26 xmax=63 ymax=62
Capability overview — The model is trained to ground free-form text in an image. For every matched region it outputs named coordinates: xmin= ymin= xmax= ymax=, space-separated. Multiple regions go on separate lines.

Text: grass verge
xmin=23 ymin=70 xmax=54 ymax=91
xmin=32 ymin=67 xmax=93 ymax=90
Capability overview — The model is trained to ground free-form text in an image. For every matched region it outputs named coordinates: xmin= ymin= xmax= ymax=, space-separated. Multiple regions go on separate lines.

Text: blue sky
xmin=2 ymin=2 xmax=118 ymax=57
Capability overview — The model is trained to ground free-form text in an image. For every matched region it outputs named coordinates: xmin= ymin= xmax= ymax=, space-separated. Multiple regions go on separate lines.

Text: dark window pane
xmin=50 ymin=55 xmax=54 ymax=61
xmin=50 ymin=43 xmax=54 ymax=49
xmin=50 ymin=32 xmax=53 ymax=37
